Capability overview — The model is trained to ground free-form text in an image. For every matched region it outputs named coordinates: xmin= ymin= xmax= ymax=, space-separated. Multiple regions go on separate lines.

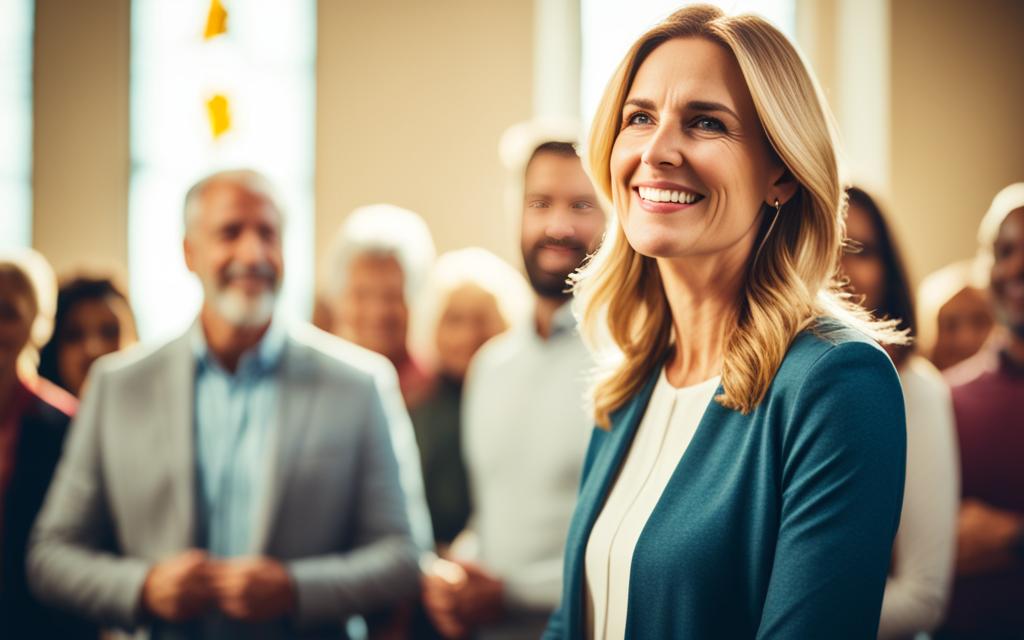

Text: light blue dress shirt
xmin=191 ymin=320 xmax=285 ymax=558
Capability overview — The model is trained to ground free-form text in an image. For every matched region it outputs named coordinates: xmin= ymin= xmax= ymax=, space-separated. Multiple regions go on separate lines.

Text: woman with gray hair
xmin=409 ymin=247 xmax=531 ymax=546
xmin=325 ymin=203 xmax=437 ymax=408
xmin=0 ymin=249 xmax=96 ymax=638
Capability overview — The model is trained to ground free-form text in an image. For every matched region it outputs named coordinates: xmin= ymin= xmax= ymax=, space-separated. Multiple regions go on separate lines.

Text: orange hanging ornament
xmin=204 ymin=0 xmax=228 ymax=40
xmin=206 ymin=94 xmax=232 ymax=139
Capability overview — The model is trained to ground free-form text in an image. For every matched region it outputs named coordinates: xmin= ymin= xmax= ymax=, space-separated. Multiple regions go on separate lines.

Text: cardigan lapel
xmin=563 ymin=367 xmax=662 ymax=637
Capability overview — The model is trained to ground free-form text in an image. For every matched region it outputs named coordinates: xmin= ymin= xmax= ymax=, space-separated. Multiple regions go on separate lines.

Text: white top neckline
xmin=584 ymin=367 xmax=720 ymax=640
xmin=659 ymin=366 xmax=722 ymax=393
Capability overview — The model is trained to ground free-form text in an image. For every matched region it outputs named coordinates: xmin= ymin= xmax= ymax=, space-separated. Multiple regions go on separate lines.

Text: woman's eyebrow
xmin=623 ymin=97 xmax=739 ymax=121
xmin=686 ymin=100 xmax=740 ymax=120
xmin=623 ymin=97 xmax=657 ymax=111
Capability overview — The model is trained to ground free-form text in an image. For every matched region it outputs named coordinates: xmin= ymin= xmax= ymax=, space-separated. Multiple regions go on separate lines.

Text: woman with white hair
xmin=325 ymin=203 xmax=437 ymax=408
xmin=0 ymin=249 xmax=96 ymax=638
xmin=546 ymin=5 xmax=907 ymax=638
xmin=408 ymin=247 xmax=530 ymax=547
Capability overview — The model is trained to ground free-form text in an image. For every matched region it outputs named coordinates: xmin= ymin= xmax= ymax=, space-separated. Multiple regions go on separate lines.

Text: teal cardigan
xmin=544 ymin=322 xmax=906 ymax=639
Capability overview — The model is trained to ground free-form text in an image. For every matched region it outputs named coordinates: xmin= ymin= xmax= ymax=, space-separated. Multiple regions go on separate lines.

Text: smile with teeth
xmin=637 ymin=186 xmax=704 ymax=204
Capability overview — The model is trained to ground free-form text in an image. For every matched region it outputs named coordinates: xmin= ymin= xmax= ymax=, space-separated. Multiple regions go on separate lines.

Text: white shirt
xmin=461 ymin=302 xmax=594 ymax=615
xmin=584 ymin=368 xmax=720 ymax=640
xmin=878 ymin=355 xmax=959 ymax=639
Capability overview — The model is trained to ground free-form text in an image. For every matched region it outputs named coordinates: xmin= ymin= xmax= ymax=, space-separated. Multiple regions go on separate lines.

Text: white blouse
xmin=584 ymin=369 xmax=720 ymax=640
xmin=877 ymin=355 xmax=959 ymax=639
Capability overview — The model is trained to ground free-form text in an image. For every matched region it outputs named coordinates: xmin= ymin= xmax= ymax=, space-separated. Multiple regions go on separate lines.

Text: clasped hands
xmin=141 ymin=549 xmax=296 ymax=623
xmin=421 ymin=555 xmax=505 ymax=639
xmin=957 ymin=498 xmax=1024 ymax=576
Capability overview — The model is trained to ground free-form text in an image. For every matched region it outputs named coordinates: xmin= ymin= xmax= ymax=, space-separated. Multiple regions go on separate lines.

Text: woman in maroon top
xmin=0 ymin=252 xmax=96 ymax=638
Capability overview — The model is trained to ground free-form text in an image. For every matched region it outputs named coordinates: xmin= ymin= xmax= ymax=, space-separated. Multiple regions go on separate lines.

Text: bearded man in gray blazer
xmin=28 ymin=169 xmax=432 ymax=639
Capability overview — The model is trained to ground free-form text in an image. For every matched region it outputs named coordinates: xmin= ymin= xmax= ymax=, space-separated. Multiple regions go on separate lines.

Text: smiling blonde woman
xmin=545 ymin=5 xmax=908 ymax=639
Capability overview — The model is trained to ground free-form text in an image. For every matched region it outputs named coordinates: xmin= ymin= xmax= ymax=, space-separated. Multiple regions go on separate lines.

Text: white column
xmin=836 ymin=0 xmax=891 ymax=192
xmin=796 ymin=0 xmax=891 ymax=193
xmin=533 ymin=0 xmax=581 ymax=119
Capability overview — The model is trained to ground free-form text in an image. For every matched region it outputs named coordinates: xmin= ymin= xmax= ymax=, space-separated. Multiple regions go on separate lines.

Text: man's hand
xmin=422 ymin=557 xmax=469 ymax=638
xmin=422 ymin=557 xmax=504 ymax=638
xmin=455 ymin=561 xmax=505 ymax=626
xmin=141 ymin=549 xmax=215 ymax=622
xmin=957 ymin=498 xmax=1024 ymax=576
xmin=209 ymin=556 xmax=297 ymax=622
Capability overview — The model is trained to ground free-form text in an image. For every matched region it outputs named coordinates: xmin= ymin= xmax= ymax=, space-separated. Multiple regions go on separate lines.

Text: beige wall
xmin=29 ymin=1 xmax=1022 ymax=296
xmin=890 ymin=0 xmax=1024 ymax=284
xmin=799 ymin=0 xmax=1023 ymax=285
xmin=33 ymin=0 xmax=130 ymax=278
xmin=315 ymin=0 xmax=534 ymax=288
xmin=31 ymin=1 xmax=533 ymax=291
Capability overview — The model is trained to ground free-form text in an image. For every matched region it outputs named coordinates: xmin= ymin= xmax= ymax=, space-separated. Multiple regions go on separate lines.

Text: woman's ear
xmin=767 ymin=167 xmax=798 ymax=207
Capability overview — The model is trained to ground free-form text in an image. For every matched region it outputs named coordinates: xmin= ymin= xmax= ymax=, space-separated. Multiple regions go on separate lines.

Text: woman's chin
xmin=624 ymin=230 xmax=686 ymax=260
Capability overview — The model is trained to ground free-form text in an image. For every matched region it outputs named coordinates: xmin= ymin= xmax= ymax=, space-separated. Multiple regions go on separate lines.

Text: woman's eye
xmin=994 ymin=241 xmax=1015 ymax=261
xmin=571 ymin=201 xmax=594 ymax=210
xmin=694 ymin=116 xmax=725 ymax=132
xmin=625 ymin=112 xmax=653 ymax=126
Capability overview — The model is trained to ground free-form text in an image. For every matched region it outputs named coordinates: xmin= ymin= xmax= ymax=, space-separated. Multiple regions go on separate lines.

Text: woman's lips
xmin=633 ymin=187 xmax=703 ymax=214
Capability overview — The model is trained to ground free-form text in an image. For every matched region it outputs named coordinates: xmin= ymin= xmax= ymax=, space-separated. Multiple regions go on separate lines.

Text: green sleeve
xmin=756 ymin=341 xmax=907 ymax=639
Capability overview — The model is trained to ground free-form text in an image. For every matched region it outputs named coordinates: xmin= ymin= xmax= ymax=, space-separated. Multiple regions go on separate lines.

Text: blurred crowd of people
xmin=1 ymin=117 xmax=1022 ymax=637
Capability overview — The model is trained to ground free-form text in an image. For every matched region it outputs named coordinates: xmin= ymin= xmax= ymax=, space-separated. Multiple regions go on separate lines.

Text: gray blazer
xmin=28 ymin=321 xmax=433 ymax=638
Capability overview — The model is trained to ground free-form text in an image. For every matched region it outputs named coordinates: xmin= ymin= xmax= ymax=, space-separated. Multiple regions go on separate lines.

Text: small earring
xmin=754 ymin=198 xmax=783 ymax=263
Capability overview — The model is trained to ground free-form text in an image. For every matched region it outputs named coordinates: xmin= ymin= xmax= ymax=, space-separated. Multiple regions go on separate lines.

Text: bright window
xmin=0 ymin=0 xmax=33 ymax=250
xmin=130 ymin=0 xmax=316 ymax=341
xmin=580 ymin=0 xmax=795 ymax=127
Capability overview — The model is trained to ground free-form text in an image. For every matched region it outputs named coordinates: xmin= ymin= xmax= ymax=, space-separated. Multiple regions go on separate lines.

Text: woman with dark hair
xmin=38 ymin=275 xmax=137 ymax=397
xmin=0 ymin=251 xmax=97 ymax=638
xmin=842 ymin=186 xmax=960 ymax=638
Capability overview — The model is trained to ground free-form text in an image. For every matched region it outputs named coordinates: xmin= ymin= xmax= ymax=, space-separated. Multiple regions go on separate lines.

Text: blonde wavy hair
xmin=576 ymin=4 xmax=905 ymax=427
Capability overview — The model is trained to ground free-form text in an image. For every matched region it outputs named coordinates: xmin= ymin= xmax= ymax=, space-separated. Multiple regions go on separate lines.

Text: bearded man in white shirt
xmin=421 ymin=123 xmax=606 ymax=639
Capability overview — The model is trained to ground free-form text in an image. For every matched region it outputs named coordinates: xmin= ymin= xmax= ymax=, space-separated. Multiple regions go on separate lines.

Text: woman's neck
xmin=658 ymin=255 xmax=744 ymax=388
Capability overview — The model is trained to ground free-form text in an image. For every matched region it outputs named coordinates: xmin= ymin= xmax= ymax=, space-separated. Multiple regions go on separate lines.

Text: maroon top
xmin=395 ymin=353 xmax=434 ymax=410
xmin=943 ymin=347 xmax=1024 ymax=637
xmin=1 ymin=377 xmax=75 ymax=533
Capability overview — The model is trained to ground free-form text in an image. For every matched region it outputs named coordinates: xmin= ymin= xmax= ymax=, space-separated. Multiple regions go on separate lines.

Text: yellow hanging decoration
xmin=204 ymin=0 xmax=228 ymax=40
xmin=206 ymin=94 xmax=232 ymax=139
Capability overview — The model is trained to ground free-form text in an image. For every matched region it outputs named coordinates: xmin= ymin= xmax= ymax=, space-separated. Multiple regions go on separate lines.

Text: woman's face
xmin=841 ymin=202 xmax=886 ymax=311
xmin=334 ymin=254 xmax=409 ymax=365
xmin=0 ymin=282 xmax=34 ymax=376
xmin=58 ymin=296 xmax=128 ymax=396
xmin=434 ymin=283 xmax=506 ymax=381
xmin=610 ymin=37 xmax=788 ymax=267
xmin=932 ymin=287 xmax=994 ymax=370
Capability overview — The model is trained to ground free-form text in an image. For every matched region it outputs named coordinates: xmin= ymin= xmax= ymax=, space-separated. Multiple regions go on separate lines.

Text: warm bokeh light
xmin=0 ymin=0 xmax=33 ymax=250
xmin=129 ymin=0 xmax=315 ymax=341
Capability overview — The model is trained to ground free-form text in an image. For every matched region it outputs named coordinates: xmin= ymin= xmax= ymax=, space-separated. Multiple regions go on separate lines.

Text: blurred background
xmin=2 ymin=0 xmax=1022 ymax=342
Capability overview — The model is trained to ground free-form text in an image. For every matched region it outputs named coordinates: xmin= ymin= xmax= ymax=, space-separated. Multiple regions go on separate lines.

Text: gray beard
xmin=210 ymin=287 xmax=277 ymax=328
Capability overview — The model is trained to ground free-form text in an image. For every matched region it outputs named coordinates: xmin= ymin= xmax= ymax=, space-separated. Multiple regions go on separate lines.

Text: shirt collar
xmin=191 ymin=316 xmax=287 ymax=376
xmin=550 ymin=300 xmax=578 ymax=336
